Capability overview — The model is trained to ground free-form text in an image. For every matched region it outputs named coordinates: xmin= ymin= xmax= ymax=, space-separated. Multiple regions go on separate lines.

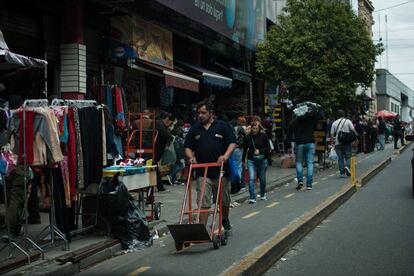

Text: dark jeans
xmin=6 ymin=165 xmax=26 ymax=236
xmin=28 ymin=172 xmax=41 ymax=221
xmin=335 ymin=144 xmax=352 ymax=175
xmin=247 ymin=159 xmax=268 ymax=199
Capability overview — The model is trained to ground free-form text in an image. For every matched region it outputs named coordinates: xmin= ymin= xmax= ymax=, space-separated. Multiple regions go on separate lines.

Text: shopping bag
xmin=329 ymin=147 xmax=338 ymax=161
xmin=160 ymin=138 xmax=177 ymax=165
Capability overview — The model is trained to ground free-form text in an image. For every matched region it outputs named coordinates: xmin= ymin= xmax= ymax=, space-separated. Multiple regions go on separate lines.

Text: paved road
xmin=77 ymin=145 xmax=397 ymax=276
xmin=265 ymin=145 xmax=414 ymax=276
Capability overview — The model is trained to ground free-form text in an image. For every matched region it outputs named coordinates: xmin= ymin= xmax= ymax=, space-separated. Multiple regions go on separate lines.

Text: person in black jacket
xmin=288 ymin=115 xmax=318 ymax=190
xmin=244 ymin=121 xmax=270 ymax=203
xmin=393 ymin=115 xmax=404 ymax=149
xmin=155 ymin=112 xmax=175 ymax=191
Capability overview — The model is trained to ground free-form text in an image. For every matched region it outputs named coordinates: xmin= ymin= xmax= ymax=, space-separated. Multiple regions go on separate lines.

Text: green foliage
xmin=256 ymin=0 xmax=382 ymax=116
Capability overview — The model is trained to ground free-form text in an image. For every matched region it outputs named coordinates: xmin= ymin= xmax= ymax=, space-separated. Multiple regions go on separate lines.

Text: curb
xmin=358 ymin=157 xmax=392 ymax=187
xmin=221 ymin=154 xmax=394 ymax=276
xmin=221 ymin=184 xmax=357 ymax=276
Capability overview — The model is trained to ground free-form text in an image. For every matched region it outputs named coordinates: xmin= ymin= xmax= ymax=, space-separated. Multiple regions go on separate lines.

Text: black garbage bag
xmin=111 ymin=200 xmax=152 ymax=250
xmin=293 ymin=101 xmax=324 ymax=119
xmin=99 ymin=173 xmax=130 ymax=221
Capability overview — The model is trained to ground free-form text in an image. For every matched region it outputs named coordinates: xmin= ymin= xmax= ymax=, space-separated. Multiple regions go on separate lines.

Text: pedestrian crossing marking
xmin=242 ymin=211 xmax=260 ymax=219
xmin=266 ymin=202 xmax=279 ymax=208
xmin=321 ymin=177 xmax=328 ymax=181
xmin=127 ymin=266 xmax=151 ymax=276
xmin=285 ymin=193 xmax=295 ymax=198
xmin=313 ymin=181 xmax=319 ymax=186
xmin=329 ymin=174 xmax=336 ymax=177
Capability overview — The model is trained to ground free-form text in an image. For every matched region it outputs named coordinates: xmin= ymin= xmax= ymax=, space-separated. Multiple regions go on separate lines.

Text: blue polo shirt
xmin=184 ymin=120 xmax=236 ymax=178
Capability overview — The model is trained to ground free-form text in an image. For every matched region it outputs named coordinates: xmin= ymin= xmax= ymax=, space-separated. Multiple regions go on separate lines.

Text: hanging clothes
xmin=114 ymin=86 xmax=125 ymax=129
xmin=78 ymin=106 xmax=103 ymax=186
xmin=105 ymin=85 xmax=113 ymax=116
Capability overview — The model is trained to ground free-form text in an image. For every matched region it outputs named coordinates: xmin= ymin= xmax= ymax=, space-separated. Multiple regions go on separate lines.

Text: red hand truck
xmin=168 ymin=162 xmax=228 ymax=251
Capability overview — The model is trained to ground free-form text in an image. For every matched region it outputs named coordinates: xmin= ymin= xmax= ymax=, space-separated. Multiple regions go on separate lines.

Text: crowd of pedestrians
xmin=141 ymin=99 xmax=411 ymax=233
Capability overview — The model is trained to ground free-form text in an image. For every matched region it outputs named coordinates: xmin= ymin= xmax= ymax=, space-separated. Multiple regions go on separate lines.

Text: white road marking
xmin=242 ymin=212 xmax=260 ymax=219
xmin=266 ymin=202 xmax=280 ymax=208
xmin=313 ymin=181 xmax=319 ymax=186
xmin=127 ymin=266 xmax=151 ymax=276
xmin=285 ymin=193 xmax=295 ymax=198
xmin=321 ymin=177 xmax=328 ymax=181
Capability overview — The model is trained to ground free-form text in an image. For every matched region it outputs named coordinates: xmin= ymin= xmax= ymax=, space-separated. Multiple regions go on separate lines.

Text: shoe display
xmin=249 ymin=199 xmax=256 ymax=204
xmin=344 ymin=167 xmax=351 ymax=176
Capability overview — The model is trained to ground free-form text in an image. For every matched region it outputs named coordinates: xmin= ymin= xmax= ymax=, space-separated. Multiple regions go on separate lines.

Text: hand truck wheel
xmin=175 ymin=241 xmax=183 ymax=251
xmin=213 ymin=235 xmax=221 ymax=249
xmin=154 ymin=202 xmax=162 ymax=220
xmin=220 ymin=232 xmax=228 ymax=246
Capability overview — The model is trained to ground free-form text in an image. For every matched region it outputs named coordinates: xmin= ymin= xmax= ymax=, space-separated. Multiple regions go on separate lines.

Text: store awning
xmin=127 ymin=59 xmax=199 ymax=92
xmin=0 ymin=30 xmax=47 ymax=70
xmin=163 ymin=70 xmax=199 ymax=92
xmin=231 ymin=67 xmax=251 ymax=83
xmin=178 ymin=61 xmax=232 ymax=89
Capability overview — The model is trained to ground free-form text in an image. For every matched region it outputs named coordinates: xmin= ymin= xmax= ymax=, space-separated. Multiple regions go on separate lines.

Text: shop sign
xmin=111 ymin=16 xmax=173 ymax=69
xmin=156 ymin=0 xmax=266 ymax=49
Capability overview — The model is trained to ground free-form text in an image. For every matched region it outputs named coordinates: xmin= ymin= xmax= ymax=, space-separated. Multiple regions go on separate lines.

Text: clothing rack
xmin=24 ymin=100 xmax=70 ymax=250
xmin=0 ymin=100 xmax=48 ymax=263
xmin=55 ymin=99 xmax=100 ymax=236
xmin=65 ymin=99 xmax=97 ymax=108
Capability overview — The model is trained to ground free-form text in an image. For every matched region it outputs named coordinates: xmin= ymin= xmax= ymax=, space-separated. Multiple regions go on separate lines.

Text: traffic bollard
xmin=351 ymin=156 xmax=356 ymax=186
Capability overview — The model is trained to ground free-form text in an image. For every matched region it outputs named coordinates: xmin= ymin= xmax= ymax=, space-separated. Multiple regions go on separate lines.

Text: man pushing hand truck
xmin=168 ymin=101 xmax=237 ymax=250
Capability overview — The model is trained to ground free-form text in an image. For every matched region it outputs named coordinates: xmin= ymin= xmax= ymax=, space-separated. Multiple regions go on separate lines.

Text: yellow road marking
xmin=126 ymin=266 xmax=151 ymax=276
xmin=321 ymin=177 xmax=328 ymax=181
xmin=242 ymin=211 xmax=260 ymax=219
xmin=285 ymin=193 xmax=295 ymax=198
xmin=266 ymin=202 xmax=279 ymax=208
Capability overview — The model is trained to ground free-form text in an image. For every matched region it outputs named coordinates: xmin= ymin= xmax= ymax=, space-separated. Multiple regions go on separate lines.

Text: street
xmin=265 ymin=145 xmax=414 ymax=276
xmin=77 ymin=145 xmax=401 ymax=276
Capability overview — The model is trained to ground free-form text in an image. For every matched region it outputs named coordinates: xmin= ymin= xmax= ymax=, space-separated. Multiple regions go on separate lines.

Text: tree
xmin=256 ymin=0 xmax=383 ymax=116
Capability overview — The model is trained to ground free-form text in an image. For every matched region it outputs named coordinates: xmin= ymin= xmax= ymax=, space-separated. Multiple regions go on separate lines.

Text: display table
xmin=102 ymin=166 xmax=156 ymax=191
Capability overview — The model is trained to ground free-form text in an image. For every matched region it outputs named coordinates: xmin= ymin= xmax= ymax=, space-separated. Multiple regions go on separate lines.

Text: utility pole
xmin=385 ymin=14 xmax=389 ymax=70
xmin=378 ymin=13 xmax=382 ymax=68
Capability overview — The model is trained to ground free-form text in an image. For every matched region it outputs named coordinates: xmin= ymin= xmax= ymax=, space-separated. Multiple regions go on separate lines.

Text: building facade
xmin=1 ymin=0 xmax=267 ymax=117
xmin=376 ymin=69 xmax=414 ymax=122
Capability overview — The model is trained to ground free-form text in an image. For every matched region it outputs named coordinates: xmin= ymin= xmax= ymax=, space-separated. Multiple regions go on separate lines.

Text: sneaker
xmin=248 ymin=199 xmax=256 ymax=204
xmin=296 ymin=181 xmax=304 ymax=190
xmin=173 ymin=180 xmax=184 ymax=185
xmin=344 ymin=167 xmax=351 ymax=177
xmin=306 ymin=186 xmax=312 ymax=190
xmin=340 ymin=174 xmax=346 ymax=178
xmin=259 ymin=194 xmax=267 ymax=201
xmin=222 ymin=218 xmax=232 ymax=231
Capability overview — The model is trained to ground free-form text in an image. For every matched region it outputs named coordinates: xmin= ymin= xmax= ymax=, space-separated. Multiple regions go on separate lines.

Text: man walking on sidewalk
xmin=184 ymin=102 xmax=237 ymax=231
xmin=288 ymin=115 xmax=318 ymax=190
xmin=331 ymin=110 xmax=357 ymax=177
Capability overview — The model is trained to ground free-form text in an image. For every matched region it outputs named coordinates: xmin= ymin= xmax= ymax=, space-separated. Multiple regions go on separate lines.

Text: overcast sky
xmin=372 ymin=0 xmax=414 ymax=90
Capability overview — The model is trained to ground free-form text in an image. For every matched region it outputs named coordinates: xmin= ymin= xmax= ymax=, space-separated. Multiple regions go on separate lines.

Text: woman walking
xmin=244 ymin=121 xmax=270 ymax=203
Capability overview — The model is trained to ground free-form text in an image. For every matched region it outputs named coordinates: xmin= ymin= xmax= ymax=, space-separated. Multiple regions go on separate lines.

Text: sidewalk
xmin=1 ymin=142 xmax=405 ymax=275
